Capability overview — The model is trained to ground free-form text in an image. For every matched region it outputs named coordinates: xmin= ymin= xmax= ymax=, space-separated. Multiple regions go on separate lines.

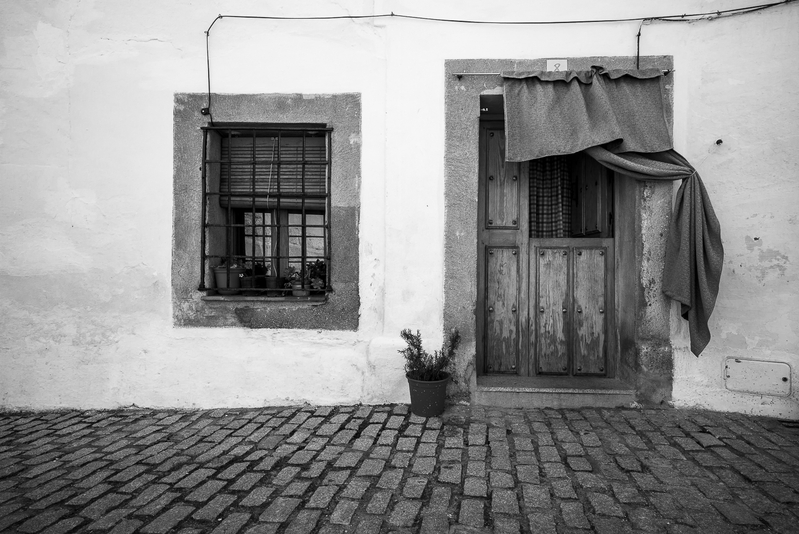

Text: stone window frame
xmin=172 ymin=93 xmax=361 ymax=330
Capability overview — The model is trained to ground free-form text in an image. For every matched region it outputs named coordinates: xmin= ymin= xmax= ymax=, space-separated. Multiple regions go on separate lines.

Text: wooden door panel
xmin=535 ymin=247 xmax=569 ymax=374
xmin=485 ymin=129 xmax=519 ymax=229
xmin=573 ymin=247 xmax=607 ymax=375
xmin=485 ymin=247 xmax=519 ymax=373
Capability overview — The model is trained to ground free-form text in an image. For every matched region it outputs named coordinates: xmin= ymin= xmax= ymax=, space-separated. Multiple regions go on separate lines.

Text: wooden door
xmin=477 ymin=122 xmax=529 ymax=374
xmin=531 ymin=239 xmax=614 ymax=377
xmin=476 ymin=125 xmax=615 ymax=378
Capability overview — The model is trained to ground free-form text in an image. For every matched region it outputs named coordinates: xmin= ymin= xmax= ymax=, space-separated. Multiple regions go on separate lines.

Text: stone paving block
xmin=491 ymin=488 xmax=520 ymax=514
xmin=522 ymin=484 xmax=550 ymax=508
xmin=420 ymin=512 xmax=449 ymax=534
xmin=259 ymin=497 xmax=301 ymax=523
xmin=193 ymin=494 xmax=237 ymax=521
xmin=542 ymin=462 xmax=567 ymax=478
xmin=467 ymin=460 xmax=486 ymax=478
xmin=490 ymin=515 xmax=518 ymax=533
xmin=209 ymin=512 xmax=251 ymax=534
xmin=369 ymin=445 xmax=391 ymax=459
xmin=464 ymin=476 xmax=487 ymax=497
xmin=391 ymin=452 xmax=412 ymax=467
xmin=412 ymin=457 xmax=436 ymax=475
xmin=285 ymin=509 xmax=321 ymax=534
xmin=376 ymin=430 xmax=397 ymax=445
xmin=421 ymin=430 xmax=440 ymax=442
xmin=527 ymin=511 xmax=556 ymax=534
xmin=458 ymin=499 xmax=484 ymax=527
xmin=366 ymin=490 xmax=392 ymax=514
xmin=560 ymin=501 xmax=591 ymax=529
xmin=712 ymin=501 xmax=762 ymax=525
xmin=240 ymin=487 xmax=274 ymax=507
xmin=16 ymin=508 xmax=70 ymax=533
xmin=438 ymin=463 xmax=462 ymax=484
xmin=587 ymin=492 xmax=624 ymax=517
xmin=402 ymin=476 xmax=427 ymax=498
xmin=141 ymin=506 xmax=194 ymax=534
xmin=330 ymin=499 xmax=359 ymax=525
xmin=551 ymin=478 xmax=578 ymax=499
xmin=428 ymin=485 xmax=451 ymax=511
xmin=388 ymin=499 xmax=421 ymax=526
xmin=282 ymin=480 xmax=311 ymax=496
xmin=41 ymin=516 xmax=87 ymax=534
xmin=413 ymin=442 xmax=436 ymax=457
xmin=567 ymin=456 xmax=592 ymax=471
xmin=353 ymin=516 xmax=382 ymax=534
xmin=376 ymin=468 xmax=403 ymax=489
xmin=81 ymin=493 xmax=130 ymax=520
xmin=228 ymin=472 xmax=265 ymax=491
xmin=185 ymin=480 xmax=227 ymax=502
xmin=341 ymin=477 xmax=371 ymax=500
xmin=489 ymin=470 xmax=514 ymax=488
xmin=333 ymin=451 xmax=362 ymax=468
xmin=322 ymin=469 xmax=351 ymax=485
xmin=538 ymin=446 xmax=559 ymax=462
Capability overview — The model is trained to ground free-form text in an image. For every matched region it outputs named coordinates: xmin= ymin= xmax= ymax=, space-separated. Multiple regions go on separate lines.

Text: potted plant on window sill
xmin=399 ymin=328 xmax=460 ymax=417
xmin=307 ymin=259 xmax=327 ymax=296
xmin=264 ymin=264 xmax=283 ymax=297
xmin=214 ymin=261 xmax=246 ymax=295
xmin=284 ymin=266 xmax=310 ymax=297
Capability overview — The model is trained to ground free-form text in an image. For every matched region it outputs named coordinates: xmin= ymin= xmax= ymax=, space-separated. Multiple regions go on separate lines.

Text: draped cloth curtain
xmin=530 ymin=156 xmax=571 ymax=238
xmin=503 ymin=67 xmax=723 ymax=356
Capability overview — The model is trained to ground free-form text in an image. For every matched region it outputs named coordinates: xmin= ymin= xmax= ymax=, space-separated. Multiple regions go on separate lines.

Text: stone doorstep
xmin=473 ymin=376 xmax=635 ymax=409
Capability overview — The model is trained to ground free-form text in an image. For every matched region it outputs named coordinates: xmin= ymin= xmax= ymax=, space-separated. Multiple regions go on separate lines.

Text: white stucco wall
xmin=1 ymin=0 xmax=797 ymax=415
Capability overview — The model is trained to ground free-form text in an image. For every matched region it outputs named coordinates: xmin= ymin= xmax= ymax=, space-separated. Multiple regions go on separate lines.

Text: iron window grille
xmin=200 ymin=125 xmax=332 ymax=298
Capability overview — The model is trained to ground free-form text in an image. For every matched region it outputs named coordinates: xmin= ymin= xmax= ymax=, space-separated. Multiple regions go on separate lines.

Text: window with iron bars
xmin=200 ymin=125 xmax=331 ymax=298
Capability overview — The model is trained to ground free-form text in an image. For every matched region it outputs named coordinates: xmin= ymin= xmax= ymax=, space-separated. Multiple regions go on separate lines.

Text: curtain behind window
xmin=530 ymin=156 xmax=571 ymax=238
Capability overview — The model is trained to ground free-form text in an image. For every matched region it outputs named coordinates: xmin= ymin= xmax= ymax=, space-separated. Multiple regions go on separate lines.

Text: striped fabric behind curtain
xmin=529 ymin=156 xmax=572 ymax=238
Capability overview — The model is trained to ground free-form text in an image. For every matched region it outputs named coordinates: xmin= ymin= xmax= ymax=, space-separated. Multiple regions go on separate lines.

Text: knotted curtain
xmin=502 ymin=67 xmax=723 ymax=355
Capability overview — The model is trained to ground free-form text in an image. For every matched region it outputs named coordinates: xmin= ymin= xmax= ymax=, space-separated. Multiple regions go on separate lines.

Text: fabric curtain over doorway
xmin=529 ymin=156 xmax=571 ymax=238
xmin=502 ymin=67 xmax=723 ymax=356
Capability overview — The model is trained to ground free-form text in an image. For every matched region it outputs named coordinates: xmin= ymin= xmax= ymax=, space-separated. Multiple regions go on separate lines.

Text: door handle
xmin=488 ymin=306 xmax=494 ymax=313
xmin=511 ymin=306 xmax=517 ymax=313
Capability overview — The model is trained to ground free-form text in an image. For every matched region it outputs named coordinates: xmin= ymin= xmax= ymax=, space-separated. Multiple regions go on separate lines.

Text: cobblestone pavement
xmin=1 ymin=405 xmax=799 ymax=534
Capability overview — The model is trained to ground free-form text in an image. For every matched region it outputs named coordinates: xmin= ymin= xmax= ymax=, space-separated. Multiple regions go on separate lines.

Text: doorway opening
xmin=476 ymin=95 xmax=618 ymax=379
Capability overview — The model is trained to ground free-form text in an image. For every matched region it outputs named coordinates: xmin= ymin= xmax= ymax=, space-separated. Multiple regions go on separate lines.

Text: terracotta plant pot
xmin=406 ymin=372 xmax=450 ymax=417
xmin=214 ymin=266 xmax=245 ymax=295
xmin=291 ymin=282 xmax=310 ymax=297
xmin=265 ymin=276 xmax=283 ymax=296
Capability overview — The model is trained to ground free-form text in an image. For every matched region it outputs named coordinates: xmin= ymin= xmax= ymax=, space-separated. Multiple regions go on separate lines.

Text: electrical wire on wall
xmin=201 ymin=0 xmax=796 ymax=119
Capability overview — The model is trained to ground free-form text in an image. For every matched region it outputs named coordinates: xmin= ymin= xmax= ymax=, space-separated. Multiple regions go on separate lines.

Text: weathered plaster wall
xmin=1 ymin=1 xmax=797 ymax=414
xmin=668 ymin=7 xmax=799 ymax=418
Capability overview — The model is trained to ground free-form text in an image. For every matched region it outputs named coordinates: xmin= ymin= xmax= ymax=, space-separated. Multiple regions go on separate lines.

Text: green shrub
xmin=399 ymin=328 xmax=461 ymax=381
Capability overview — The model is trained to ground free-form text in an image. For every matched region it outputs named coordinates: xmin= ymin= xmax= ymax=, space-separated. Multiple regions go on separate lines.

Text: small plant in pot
xmin=284 ymin=265 xmax=310 ymax=297
xmin=213 ymin=260 xmax=246 ymax=295
xmin=399 ymin=328 xmax=460 ymax=417
xmin=307 ymin=259 xmax=327 ymax=294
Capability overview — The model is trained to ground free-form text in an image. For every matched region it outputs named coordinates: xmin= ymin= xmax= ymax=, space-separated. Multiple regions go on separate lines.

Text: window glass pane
xmin=244 ymin=212 xmax=272 ymax=272
xmin=288 ymin=212 xmax=325 ymax=271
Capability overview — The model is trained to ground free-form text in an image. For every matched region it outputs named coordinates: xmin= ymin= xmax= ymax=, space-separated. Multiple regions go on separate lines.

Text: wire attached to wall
xmin=201 ymin=0 xmax=796 ymax=118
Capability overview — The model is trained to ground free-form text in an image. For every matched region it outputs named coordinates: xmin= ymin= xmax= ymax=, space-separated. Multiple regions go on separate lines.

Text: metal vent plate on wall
xmin=724 ymin=358 xmax=791 ymax=397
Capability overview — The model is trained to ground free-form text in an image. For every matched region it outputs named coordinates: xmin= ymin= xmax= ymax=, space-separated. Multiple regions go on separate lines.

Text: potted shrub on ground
xmin=399 ymin=328 xmax=460 ymax=417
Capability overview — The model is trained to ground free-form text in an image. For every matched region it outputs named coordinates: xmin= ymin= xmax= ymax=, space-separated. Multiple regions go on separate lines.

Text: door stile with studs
xmin=477 ymin=122 xmax=530 ymax=375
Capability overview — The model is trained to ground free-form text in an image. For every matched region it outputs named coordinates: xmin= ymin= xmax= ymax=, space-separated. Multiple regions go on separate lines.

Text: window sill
xmin=201 ymin=294 xmax=327 ymax=306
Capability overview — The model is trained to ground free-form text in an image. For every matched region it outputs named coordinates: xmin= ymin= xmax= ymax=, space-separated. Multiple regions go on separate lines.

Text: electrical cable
xmin=201 ymin=0 xmax=796 ymax=115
